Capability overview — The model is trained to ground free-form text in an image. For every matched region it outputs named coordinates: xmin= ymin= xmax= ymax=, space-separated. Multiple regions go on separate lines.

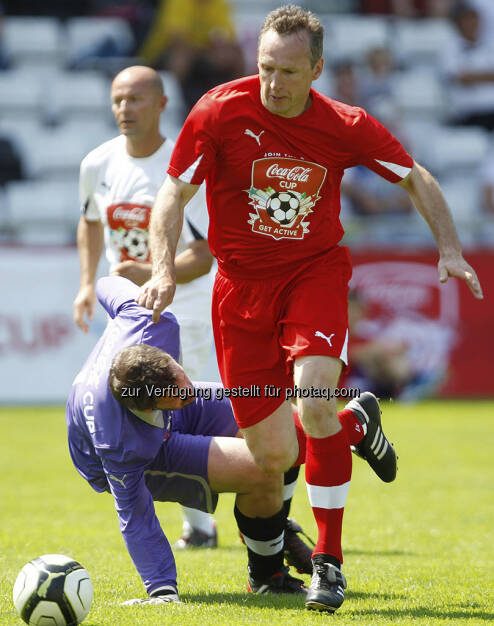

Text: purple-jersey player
xmin=66 ymin=275 xmax=312 ymax=603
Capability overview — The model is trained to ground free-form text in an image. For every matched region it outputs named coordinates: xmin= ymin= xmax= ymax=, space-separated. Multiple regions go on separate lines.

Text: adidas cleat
xmin=346 ymin=392 xmax=397 ymax=482
xmin=284 ymin=518 xmax=315 ymax=575
xmin=248 ymin=566 xmax=307 ymax=595
xmin=305 ymin=557 xmax=346 ymax=612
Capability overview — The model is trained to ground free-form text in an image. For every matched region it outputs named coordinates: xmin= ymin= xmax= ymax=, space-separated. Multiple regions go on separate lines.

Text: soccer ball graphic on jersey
xmin=266 ymin=191 xmax=300 ymax=226
xmin=13 ymin=554 xmax=93 ymax=626
xmin=122 ymin=227 xmax=148 ymax=261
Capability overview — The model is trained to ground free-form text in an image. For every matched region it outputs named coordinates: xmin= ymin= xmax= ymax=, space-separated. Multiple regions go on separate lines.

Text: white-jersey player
xmin=73 ymin=65 xmax=217 ymax=547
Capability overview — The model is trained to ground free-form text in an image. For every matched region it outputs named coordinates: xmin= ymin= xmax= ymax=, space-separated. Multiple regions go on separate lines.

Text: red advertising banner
xmin=349 ymin=248 xmax=494 ymax=397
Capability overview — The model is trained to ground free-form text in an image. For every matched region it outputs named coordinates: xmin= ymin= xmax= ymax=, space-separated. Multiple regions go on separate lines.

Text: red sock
xmin=292 ymin=408 xmax=363 ymax=466
xmin=305 ymin=428 xmax=352 ymax=562
xmin=338 ymin=407 xmax=365 ymax=446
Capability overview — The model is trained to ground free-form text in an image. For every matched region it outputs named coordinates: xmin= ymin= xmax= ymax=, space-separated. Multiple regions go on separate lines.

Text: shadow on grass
xmin=181 ymin=591 xmax=305 ymax=610
xmin=351 ymin=607 xmax=494 ymax=621
xmin=345 ymin=549 xmax=415 ymax=557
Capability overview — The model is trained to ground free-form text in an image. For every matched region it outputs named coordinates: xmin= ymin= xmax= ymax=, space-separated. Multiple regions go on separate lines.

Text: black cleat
xmin=173 ymin=523 xmax=217 ymax=549
xmin=284 ymin=518 xmax=315 ymax=575
xmin=346 ymin=392 xmax=397 ymax=483
xmin=305 ymin=556 xmax=346 ymax=612
xmin=248 ymin=566 xmax=307 ymax=595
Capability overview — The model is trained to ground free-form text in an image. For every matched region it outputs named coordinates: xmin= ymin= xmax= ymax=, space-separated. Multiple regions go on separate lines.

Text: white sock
xmin=181 ymin=507 xmax=216 ymax=535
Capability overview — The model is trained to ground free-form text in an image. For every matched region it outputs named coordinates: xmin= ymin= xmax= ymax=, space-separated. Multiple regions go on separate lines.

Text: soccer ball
xmin=13 ymin=554 xmax=93 ymax=626
xmin=122 ymin=227 xmax=148 ymax=260
xmin=266 ymin=191 xmax=300 ymax=226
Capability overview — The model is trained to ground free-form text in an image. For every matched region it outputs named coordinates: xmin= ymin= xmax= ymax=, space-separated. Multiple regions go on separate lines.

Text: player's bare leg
xmin=294 ymin=355 xmax=349 ymax=612
xmin=208 ymin=436 xmax=306 ymax=594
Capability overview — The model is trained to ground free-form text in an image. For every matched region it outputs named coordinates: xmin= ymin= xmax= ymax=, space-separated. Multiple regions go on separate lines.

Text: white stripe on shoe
xmin=306 ymin=481 xmax=351 ymax=510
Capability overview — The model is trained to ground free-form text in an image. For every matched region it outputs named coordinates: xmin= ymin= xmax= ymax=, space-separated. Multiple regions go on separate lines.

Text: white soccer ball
xmin=13 ymin=554 xmax=93 ymax=626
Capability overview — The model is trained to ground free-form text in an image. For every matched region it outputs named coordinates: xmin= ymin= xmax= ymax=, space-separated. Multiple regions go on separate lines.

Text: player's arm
xmin=111 ymin=240 xmax=212 ymax=286
xmin=398 ymin=161 xmax=483 ymax=299
xmin=73 ymin=216 xmax=104 ymax=332
xmin=136 ymin=175 xmax=200 ymax=321
xmin=103 ymin=466 xmax=178 ymax=600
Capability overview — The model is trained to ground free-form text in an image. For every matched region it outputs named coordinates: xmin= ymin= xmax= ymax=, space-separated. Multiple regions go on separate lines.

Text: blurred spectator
xmin=341 ymin=165 xmax=413 ymax=216
xmin=331 ymin=61 xmax=363 ymax=107
xmin=0 ymin=135 xmax=23 ymax=185
xmin=480 ymin=149 xmax=494 ymax=216
xmin=341 ymin=104 xmax=413 ymax=217
xmin=360 ymin=0 xmax=452 ymax=17
xmin=343 ymin=290 xmax=415 ymax=399
xmin=441 ymin=4 xmax=494 ymax=131
xmin=139 ymin=0 xmax=244 ymax=112
xmin=0 ymin=2 xmax=9 ymax=70
xmin=360 ymin=46 xmax=397 ymax=114
xmin=468 ymin=0 xmax=494 ymax=43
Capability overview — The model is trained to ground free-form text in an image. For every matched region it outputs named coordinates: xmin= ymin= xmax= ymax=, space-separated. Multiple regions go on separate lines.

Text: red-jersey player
xmin=138 ymin=5 xmax=483 ymax=613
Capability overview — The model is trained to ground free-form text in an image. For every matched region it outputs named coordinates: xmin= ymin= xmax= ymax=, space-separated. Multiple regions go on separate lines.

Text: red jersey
xmin=168 ymin=75 xmax=413 ymax=278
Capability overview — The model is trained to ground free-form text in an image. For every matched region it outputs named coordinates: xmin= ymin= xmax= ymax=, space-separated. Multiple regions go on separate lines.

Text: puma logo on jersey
xmin=109 ymin=474 xmax=128 ymax=489
xmin=244 ymin=129 xmax=264 ymax=146
xmin=315 ymin=330 xmax=335 ymax=347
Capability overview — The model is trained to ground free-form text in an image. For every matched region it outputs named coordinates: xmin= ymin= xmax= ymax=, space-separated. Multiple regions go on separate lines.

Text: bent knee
xmin=253 ymin=450 xmax=294 ymax=475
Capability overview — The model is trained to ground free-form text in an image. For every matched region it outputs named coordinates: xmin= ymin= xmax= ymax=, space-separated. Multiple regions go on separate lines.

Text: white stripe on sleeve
xmin=375 ymin=159 xmax=412 ymax=179
xmin=179 ymin=154 xmax=203 ymax=183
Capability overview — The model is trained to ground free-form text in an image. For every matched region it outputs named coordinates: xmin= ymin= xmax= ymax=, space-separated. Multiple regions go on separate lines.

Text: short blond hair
xmin=259 ymin=4 xmax=324 ymax=67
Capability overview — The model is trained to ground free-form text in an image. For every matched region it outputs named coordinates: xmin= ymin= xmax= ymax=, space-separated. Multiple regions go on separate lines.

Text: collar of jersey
xmin=129 ymin=408 xmax=165 ymax=428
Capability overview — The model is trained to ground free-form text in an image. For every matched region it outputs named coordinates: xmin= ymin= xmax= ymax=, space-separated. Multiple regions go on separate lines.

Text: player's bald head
xmin=111 ymin=65 xmax=164 ymax=97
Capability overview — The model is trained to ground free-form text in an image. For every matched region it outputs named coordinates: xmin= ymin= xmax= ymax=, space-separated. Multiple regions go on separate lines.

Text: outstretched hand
xmin=136 ymin=274 xmax=176 ymax=323
xmin=438 ymin=255 xmax=483 ymax=300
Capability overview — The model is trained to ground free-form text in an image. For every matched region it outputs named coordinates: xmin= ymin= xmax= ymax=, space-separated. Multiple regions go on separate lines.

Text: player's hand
xmin=73 ymin=284 xmax=96 ymax=333
xmin=136 ymin=273 xmax=176 ymax=323
xmin=111 ymin=261 xmax=152 ymax=286
xmin=121 ymin=590 xmax=180 ymax=606
xmin=438 ymin=254 xmax=483 ymax=300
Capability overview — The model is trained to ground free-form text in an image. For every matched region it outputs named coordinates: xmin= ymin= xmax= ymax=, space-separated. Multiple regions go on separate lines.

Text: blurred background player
xmin=72 ymin=65 xmax=218 ymax=549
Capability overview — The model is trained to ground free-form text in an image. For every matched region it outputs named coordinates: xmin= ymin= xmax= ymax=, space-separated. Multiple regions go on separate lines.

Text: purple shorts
xmin=144 ymin=382 xmax=238 ymax=513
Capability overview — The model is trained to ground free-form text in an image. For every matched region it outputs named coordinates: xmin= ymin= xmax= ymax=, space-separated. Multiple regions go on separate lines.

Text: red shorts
xmin=212 ymin=246 xmax=352 ymax=428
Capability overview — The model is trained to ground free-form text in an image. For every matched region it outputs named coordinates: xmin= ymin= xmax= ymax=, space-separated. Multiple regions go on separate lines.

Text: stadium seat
xmin=391 ymin=70 xmax=447 ymax=121
xmin=65 ymin=17 xmax=135 ymax=68
xmin=0 ymin=72 xmax=43 ymax=120
xmin=45 ymin=71 xmax=110 ymax=123
xmin=392 ymin=18 xmax=456 ymax=69
xmin=26 ymin=122 xmax=113 ymax=180
xmin=426 ymin=127 xmax=490 ymax=176
xmin=5 ymin=179 xmax=79 ymax=244
xmin=322 ymin=16 xmax=390 ymax=63
xmin=159 ymin=71 xmax=186 ymax=126
xmin=3 ymin=17 xmax=63 ymax=68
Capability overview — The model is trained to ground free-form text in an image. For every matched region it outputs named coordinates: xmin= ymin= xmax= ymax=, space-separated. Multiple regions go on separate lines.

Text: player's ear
xmin=160 ymin=95 xmax=168 ymax=113
xmin=312 ymin=57 xmax=324 ymax=81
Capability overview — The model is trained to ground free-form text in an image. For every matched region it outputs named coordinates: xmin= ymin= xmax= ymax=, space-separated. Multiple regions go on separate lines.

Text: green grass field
xmin=1 ymin=401 xmax=493 ymax=625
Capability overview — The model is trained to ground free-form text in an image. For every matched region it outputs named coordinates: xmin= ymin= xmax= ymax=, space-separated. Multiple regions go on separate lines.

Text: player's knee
xmin=298 ymin=396 xmax=339 ymax=433
xmin=254 ymin=449 xmax=293 ymax=475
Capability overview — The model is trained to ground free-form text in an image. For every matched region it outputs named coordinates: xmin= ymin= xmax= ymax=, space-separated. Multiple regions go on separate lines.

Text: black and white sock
xmin=234 ymin=505 xmax=285 ymax=581
xmin=283 ymin=466 xmax=300 ymax=518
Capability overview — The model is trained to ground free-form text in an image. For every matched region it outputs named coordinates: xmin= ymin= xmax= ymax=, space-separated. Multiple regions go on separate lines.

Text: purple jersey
xmin=66 ymin=276 xmax=181 ymax=594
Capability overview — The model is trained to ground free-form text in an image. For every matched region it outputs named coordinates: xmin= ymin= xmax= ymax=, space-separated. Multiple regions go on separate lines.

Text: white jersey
xmin=79 ymin=134 xmax=214 ymax=379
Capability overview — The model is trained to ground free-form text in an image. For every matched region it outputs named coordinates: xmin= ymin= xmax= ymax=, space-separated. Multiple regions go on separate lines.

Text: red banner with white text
xmin=349 ymin=248 xmax=494 ymax=397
